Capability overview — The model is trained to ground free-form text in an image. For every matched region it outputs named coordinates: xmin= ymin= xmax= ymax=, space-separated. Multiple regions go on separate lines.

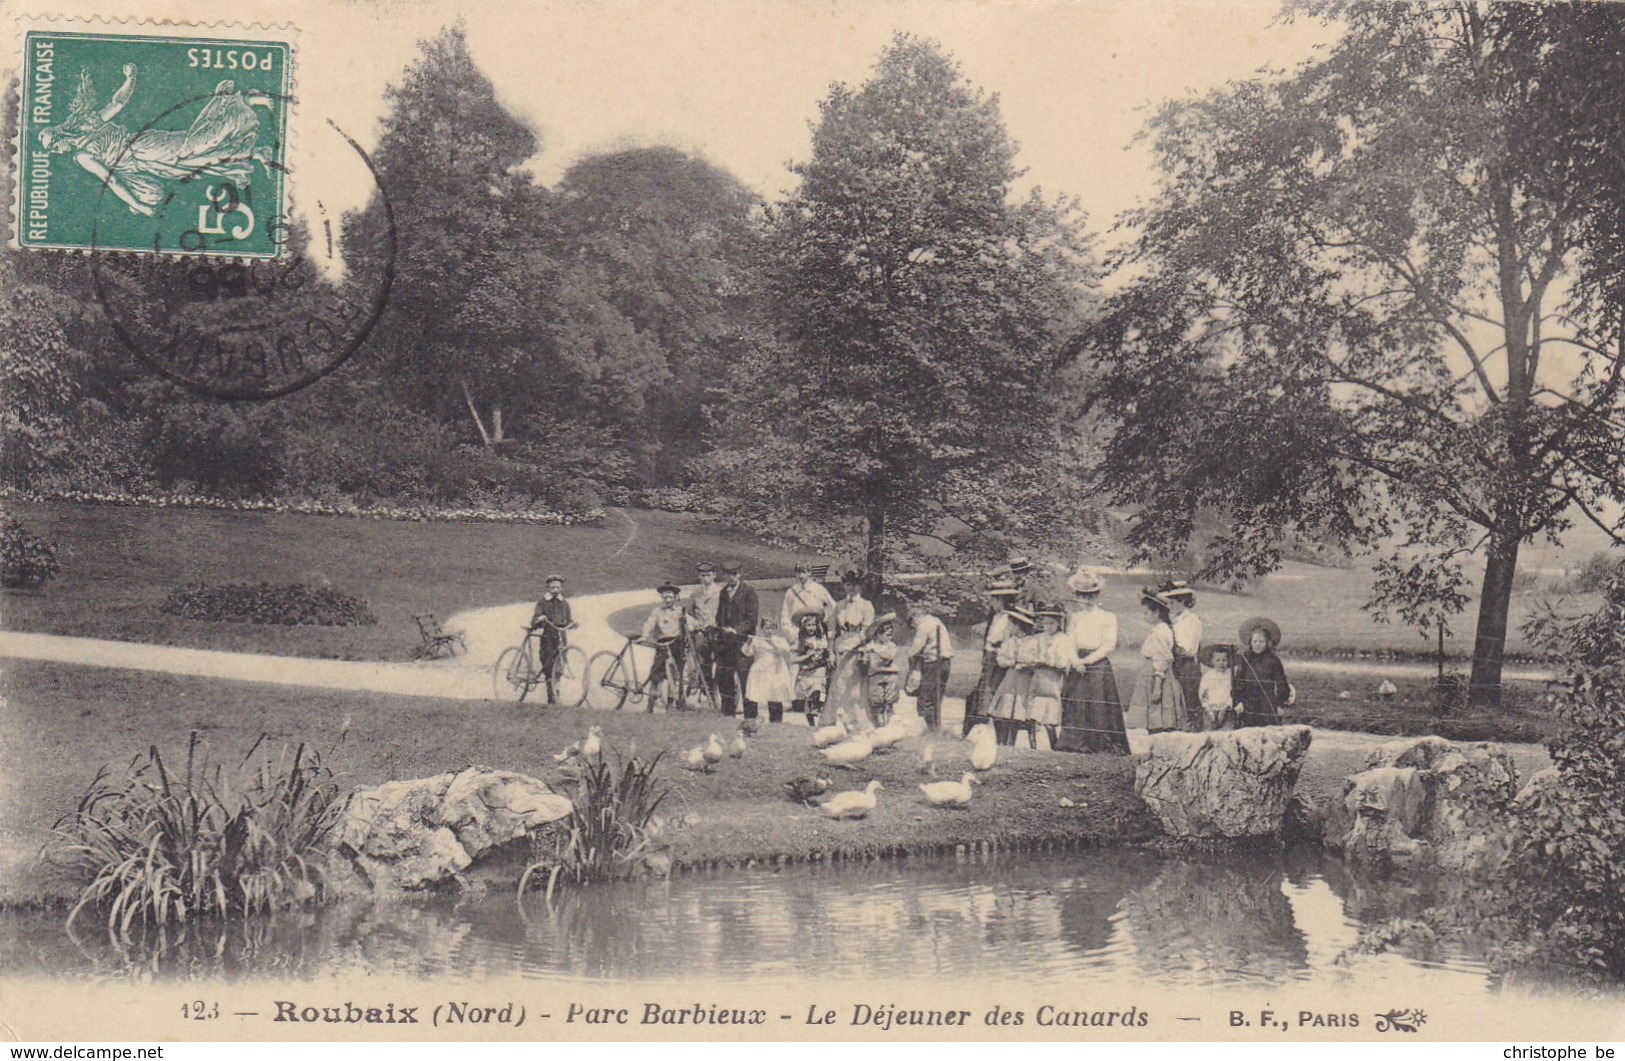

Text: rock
xmin=1133 ymin=726 xmax=1313 ymax=839
xmin=334 ymin=767 xmax=573 ymax=890
xmin=1325 ymin=736 xmax=1519 ymax=873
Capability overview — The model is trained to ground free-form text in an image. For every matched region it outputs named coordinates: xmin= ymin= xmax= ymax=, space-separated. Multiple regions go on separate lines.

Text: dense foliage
xmin=0 ymin=515 xmax=62 ymax=589
xmin=160 ymin=582 xmax=377 ymax=626
xmin=49 ymin=734 xmax=343 ymax=943
xmin=1513 ymin=562 xmax=1625 ymax=976
xmin=1081 ymin=2 xmax=1625 ymax=706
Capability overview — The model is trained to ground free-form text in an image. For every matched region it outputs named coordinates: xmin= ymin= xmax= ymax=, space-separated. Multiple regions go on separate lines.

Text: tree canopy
xmin=1083 ymin=1 xmax=1625 ymax=706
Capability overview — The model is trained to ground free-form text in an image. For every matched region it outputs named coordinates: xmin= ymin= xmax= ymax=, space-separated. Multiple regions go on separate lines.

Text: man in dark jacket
xmin=715 ymin=561 xmax=760 ymax=718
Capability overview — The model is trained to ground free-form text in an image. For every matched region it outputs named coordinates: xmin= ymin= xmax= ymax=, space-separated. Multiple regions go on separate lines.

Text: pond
xmin=2 ymin=845 xmax=1589 ymax=995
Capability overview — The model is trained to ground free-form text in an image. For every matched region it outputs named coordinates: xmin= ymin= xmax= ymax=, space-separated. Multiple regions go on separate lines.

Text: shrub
xmin=520 ymin=747 xmax=668 ymax=899
xmin=47 ymin=733 xmax=344 ymax=944
xmin=160 ymin=582 xmax=376 ymax=626
xmin=1559 ymin=551 xmax=1621 ymax=595
xmin=0 ymin=515 xmax=61 ymax=589
xmin=1510 ymin=567 xmax=1625 ymax=977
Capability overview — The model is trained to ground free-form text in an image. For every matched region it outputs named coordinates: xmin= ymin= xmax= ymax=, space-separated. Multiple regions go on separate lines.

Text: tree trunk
xmin=865 ymin=501 xmax=886 ymax=578
xmin=1468 ymin=528 xmax=1521 ymax=710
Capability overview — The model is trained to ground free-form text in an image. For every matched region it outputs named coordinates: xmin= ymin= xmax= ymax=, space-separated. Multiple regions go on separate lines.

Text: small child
xmin=743 ymin=619 xmax=794 ymax=723
xmin=790 ymin=609 xmax=831 ymax=727
xmin=1200 ymin=645 xmax=1235 ymax=730
xmin=860 ymin=613 xmax=901 ymax=728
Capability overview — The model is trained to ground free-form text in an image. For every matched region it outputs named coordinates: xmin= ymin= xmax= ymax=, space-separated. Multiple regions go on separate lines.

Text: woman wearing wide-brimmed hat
xmin=1232 ymin=618 xmax=1291 ymax=727
xmin=826 ymin=569 xmax=877 ymax=729
xmin=1160 ymin=579 xmax=1204 ymax=732
xmin=1055 ymin=571 xmax=1130 ymax=754
xmin=1129 ymin=587 xmax=1189 ymax=732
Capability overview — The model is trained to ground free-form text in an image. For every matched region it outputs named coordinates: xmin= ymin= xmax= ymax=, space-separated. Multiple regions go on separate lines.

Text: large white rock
xmin=1324 ymin=736 xmax=1519 ymax=873
xmin=334 ymin=767 xmax=573 ymax=890
xmin=1133 ymin=726 xmax=1313 ymax=839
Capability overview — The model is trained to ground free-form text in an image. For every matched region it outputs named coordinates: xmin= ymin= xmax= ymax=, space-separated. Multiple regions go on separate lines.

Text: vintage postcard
xmin=2 ymin=0 xmax=1623 ymax=1048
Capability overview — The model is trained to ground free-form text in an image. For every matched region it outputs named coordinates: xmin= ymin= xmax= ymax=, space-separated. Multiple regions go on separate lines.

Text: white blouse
xmin=1067 ymin=607 xmax=1118 ymax=666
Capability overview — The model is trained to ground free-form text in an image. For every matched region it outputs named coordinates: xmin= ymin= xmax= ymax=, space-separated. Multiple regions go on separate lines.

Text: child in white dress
xmin=743 ymin=619 xmax=794 ymax=723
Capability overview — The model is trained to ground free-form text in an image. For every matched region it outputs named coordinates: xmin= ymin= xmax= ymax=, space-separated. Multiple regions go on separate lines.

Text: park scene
xmin=1 ymin=0 xmax=1623 ymax=1018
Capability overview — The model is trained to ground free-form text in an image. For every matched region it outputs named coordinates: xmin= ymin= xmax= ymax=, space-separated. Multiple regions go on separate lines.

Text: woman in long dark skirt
xmin=1055 ymin=571 xmax=1130 ymax=754
xmin=1233 ymin=618 xmax=1291 ymax=727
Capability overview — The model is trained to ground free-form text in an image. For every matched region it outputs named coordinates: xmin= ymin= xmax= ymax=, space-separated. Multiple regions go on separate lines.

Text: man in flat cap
xmin=686 ymin=560 xmax=723 ymax=704
xmin=715 ymin=561 xmax=760 ymax=718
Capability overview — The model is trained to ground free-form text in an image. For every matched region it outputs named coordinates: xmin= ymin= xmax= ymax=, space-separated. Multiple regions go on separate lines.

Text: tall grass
xmin=520 ymin=747 xmax=668 ymax=902
xmin=48 ymin=732 xmax=344 ymax=945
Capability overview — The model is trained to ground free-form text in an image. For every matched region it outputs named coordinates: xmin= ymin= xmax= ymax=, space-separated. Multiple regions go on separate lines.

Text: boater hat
xmin=1161 ymin=579 xmax=1196 ymax=603
xmin=1140 ymin=586 xmax=1173 ymax=610
xmin=988 ymin=579 xmax=1020 ymax=597
xmin=1067 ymin=571 xmax=1103 ymax=596
xmin=792 ymin=607 xmax=824 ymax=625
xmin=1006 ymin=606 xmax=1036 ymax=627
xmin=1238 ymin=617 xmax=1283 ymax=649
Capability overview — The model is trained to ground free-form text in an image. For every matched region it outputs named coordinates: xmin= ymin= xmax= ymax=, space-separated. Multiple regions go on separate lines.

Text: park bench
xmin=412 ymin=612 xmax=466 ymax=660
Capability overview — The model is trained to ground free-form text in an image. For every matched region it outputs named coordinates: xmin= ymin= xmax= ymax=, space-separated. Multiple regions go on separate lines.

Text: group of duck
xmin=787 ymin=711 xmax=1003 ymax=821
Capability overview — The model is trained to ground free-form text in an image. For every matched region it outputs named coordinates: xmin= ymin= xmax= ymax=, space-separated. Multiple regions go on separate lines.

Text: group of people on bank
xmin=528 ymin=558 xmax=1294 ymax=753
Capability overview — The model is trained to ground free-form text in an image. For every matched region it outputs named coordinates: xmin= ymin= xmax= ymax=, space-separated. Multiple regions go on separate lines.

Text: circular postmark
xmin=86 ymin=94 xmax=395 ymax=400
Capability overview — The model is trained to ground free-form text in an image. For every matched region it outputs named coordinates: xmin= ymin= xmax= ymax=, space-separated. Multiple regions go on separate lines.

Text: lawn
xmin=0 ymin=661 xmax=1160 ymax=906
xmin=0 ymin=501 xmax=826 ymax=660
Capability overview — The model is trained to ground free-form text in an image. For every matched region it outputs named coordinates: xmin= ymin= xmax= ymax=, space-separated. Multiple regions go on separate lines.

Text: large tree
xmin=1084 ymin=2 xmax=1625 ymax=707
xmin=706 ymin=34 xmax=1097 ymax=573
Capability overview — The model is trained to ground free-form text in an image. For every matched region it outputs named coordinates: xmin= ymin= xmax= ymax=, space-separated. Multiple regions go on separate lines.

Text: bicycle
xmin=676 ymin=626 xmax=720 ymax=712
xmin=492 ymin=620 xmax=587 ymax=706
xmin=585 ymin=634 xmax=682 ymax=712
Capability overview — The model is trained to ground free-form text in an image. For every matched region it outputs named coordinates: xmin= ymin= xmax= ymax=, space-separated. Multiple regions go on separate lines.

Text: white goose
xmin=919 ymin=772 xmax=978 ymax=808
xmin=819 ymin=780 xmax=883 ymax=820
xmin=820 ymin=733 xmax=875 ymax=768
xmin=810 ymin=708 xmax=850 ymax=749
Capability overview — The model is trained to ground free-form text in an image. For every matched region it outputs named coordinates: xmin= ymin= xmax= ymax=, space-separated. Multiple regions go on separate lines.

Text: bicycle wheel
xmin=492 ymin=646 xmax=530 ymax=702
xmin=584 ymin=651 xmax=630 ymax=711
xmin=554 ymin=646 xmax=589 ymax=708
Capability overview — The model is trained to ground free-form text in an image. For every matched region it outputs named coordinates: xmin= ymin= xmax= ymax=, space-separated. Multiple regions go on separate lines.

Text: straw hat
xmin=988 ymin=579 xmax=1020 ymax=597
xmin=1006 ymin=606 xmax=1036 ymax=627
xmin=1067 ymin=571 xmax=1103 ymax=596
xmin=792 ymin=607 xmax=824 ymax=625
xmin=1140 ymin=586 xmax=1173 ymax=610
xmin=1239 ymin=617 xmax=1283 ymax=649
xmin=1160 ymin=579 xmax=1196 ymax=604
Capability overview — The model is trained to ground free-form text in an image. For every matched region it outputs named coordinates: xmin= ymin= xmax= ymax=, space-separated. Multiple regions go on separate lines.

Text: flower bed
xmin=0 ymin=486 xmax=603 ymax=526
xmin=161 ymin=582 xmax=378 ymax=627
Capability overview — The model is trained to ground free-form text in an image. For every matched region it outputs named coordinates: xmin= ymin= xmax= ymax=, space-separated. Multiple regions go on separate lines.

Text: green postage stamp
xmin=15 ymin=28 xmax=291 ymax=257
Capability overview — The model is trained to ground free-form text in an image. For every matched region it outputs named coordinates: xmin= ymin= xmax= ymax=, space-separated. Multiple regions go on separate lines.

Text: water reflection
xmin=0 ymin=848 xmax=1522 ymax=991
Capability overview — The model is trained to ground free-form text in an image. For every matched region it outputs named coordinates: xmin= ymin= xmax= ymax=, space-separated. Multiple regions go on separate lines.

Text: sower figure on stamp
xmin=686 ymin=560 xmax=722 ymax=699
xmin=528 ymin=574 xmax=574 ymax=704
xmin=715 ymin=561 xmax=760 ymax=718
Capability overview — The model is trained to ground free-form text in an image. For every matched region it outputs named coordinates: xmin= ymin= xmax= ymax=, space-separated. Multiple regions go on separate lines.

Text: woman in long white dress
xmin=825 ymin=572 xmax=876 ymax=730
xmin=1129 ymin=588 xmax=1188 ymax=732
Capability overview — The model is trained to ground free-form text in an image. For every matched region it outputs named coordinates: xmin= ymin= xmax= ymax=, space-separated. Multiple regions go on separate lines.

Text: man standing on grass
xmin=716 ymin=561 xmax=760 ymax=719
xmin=779 ymin=561 xmax=836 ymax=632
xmin=528 ymin=575 xmax=573 ymax=704
xmin=687 ymin=561 xmax=723 ymax=696
xmin=903 ymin=602 xmax=954 ymax=731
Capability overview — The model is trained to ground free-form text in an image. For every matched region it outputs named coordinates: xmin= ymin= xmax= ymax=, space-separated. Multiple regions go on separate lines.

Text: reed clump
xmin=521 ymin=746 xmax=668 ymax=901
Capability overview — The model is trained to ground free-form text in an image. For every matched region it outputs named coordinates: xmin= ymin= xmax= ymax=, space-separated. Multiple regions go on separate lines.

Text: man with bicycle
xmin=529 ymin=575 xmax=574 ymax=704
xmin=641 ymin=581 xmax=688 ymax=707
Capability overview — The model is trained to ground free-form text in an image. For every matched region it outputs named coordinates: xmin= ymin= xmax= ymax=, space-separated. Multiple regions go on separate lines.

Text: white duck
xmin=819 ymin=780 xmax=883 ymax=820
xmin=810 ymin=708 xmax=850 ymax=749
xmin=702 ymin=733 xmax=727 ymax=768
xmin=919 ymin=772 xmax=978 ymax=808
xmin=580 ymin=725 xmax=603 ymax=759
xmin=727 ymin=730 xmax=747 ymax=759
xmin=820 ymin=733 xmax=875 ymax=768
xmin=968 ymin=727 xmax=998 ymax=773
xmin=683 ymin=744 xmax=709 ymax=771
xmin=868 ymin=718 xmax=909 ymax=752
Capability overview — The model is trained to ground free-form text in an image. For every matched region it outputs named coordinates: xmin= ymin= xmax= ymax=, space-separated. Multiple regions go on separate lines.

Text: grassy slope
xmin=0 ymin=501 xmax=825 ymax=659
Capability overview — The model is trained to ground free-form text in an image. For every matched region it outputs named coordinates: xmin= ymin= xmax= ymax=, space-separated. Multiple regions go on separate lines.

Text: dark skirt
xmin=963 ymin=655 xmax=1007 ymax=736
xmin=1172 ymin=655 xmax=1203 ymax=732
xmin=1055 ymin=660 xmax=1130 ymax=754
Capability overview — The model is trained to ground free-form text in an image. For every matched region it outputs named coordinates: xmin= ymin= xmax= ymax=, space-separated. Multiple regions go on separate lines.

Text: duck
xmin=580 ymin=725 xmax=603 ymax=759
xmin=868 ymin=718 xmax=910 ymax=752
xmin=968 ymin=728 xmax=998 ymax=773
xmin=919 ymin=772 xmax=978 ymax=808
xmin=819 ymin=780 xmax=882 ymax=820
xmin=820 ymin=733 xmax=875 ymax=768
xmin=784 ymin=776 xmax=834 ymax=806
xmin=727 ymin=731 xmax=748 ymax=759
xmin=811 ymin=708 xmax=850 ymax=749
xmin=702 ymin=733 xmax=727 ymax=767
xmin=917 ymin=741 xmax=936 ymax=777
xmin=683 ymin=744 xmax=709 ymax=771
